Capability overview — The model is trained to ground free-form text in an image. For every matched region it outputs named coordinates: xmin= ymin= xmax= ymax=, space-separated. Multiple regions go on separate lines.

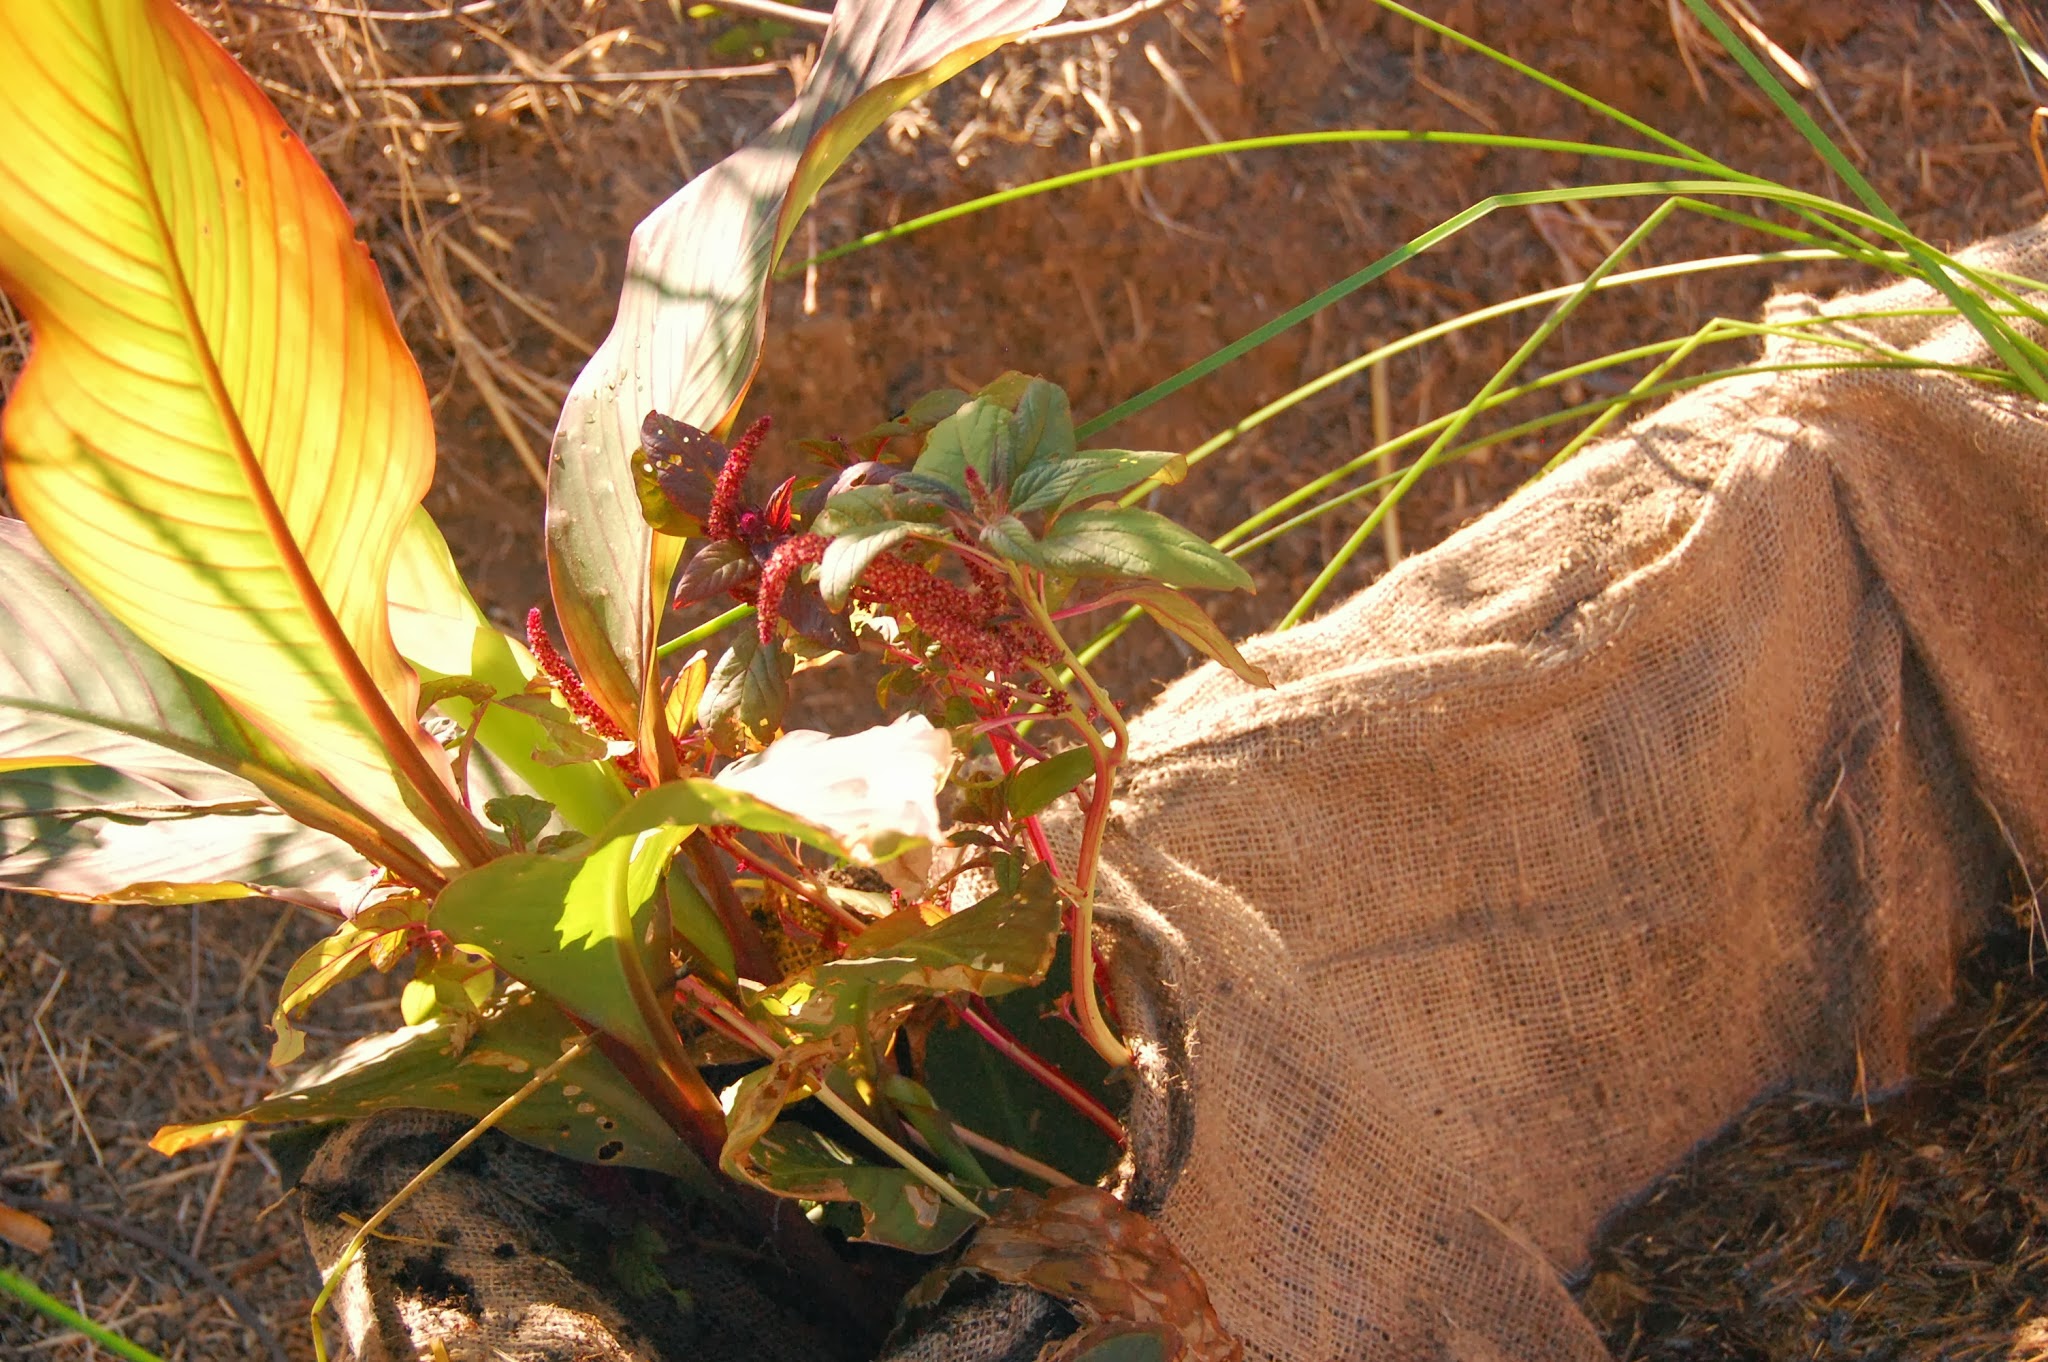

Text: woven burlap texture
xmin=1091 ymin=224 xmax=2048 ymax=1360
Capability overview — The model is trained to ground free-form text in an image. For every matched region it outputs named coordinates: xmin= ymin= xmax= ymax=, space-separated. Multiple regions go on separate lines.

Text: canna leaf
xmin=428 ymin=780 xmax=849 ymax=1157
xmin=0 ymin=763 xmax=367 ymax=906
xmin=0 ymin=0 xmax=475 ymax=861
xmin=0 ymin=517 xmax=435 ymax=885
xmin=543 ymin=0 xmax=1063 ymax=743
xmin=153 ymin=987 xmax=710 ymax=1184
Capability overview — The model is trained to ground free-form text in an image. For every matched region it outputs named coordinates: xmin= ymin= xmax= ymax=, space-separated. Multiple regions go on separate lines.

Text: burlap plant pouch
xmin=302 ymin=221 xmax=2048 ymax=1360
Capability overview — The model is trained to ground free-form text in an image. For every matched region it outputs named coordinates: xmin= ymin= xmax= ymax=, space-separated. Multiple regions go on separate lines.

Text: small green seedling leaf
xmin=484 ymin=794 xmax=556 ymax=851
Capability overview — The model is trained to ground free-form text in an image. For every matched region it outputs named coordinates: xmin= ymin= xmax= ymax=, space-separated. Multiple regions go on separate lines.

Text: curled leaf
xmin=950 ymin=1186 xmax=1243 ymax=1362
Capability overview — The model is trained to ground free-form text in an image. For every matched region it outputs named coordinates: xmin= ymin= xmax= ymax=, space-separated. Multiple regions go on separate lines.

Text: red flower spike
xmin=524 ymin=607 xmax=630 ymax=743
xmin=755 ymin=534 xmax=829 ymax=645
xmin=707 ymin=415 xmax=772 ymax=541
xmin=858 ymin=555 xmax=1058 ymax=675
xmin=963 ymin=553 xmax=1009 ymax=612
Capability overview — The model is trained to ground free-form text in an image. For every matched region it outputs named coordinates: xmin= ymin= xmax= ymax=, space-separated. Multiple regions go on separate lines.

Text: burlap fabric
xmin=306 ymin=222 xmax=2048 ymax=1359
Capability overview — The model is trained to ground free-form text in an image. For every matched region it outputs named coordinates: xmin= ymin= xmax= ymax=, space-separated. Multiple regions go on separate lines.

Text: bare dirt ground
xmin=6 ymin=0 xmax=2048 ymax=1356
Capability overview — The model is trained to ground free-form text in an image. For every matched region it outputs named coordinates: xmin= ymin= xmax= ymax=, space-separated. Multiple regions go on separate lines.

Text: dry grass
xmin=1581 ymin=901 xmax=2048 ymax=1362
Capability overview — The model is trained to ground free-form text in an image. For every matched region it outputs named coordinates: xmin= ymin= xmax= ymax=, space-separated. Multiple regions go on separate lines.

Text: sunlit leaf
xmin=0 ymin=763 xmax=367 ymax=906
xmin=819 ymin=521 xmax=921 ymax=609
xmin=0 ymin=517 xmax=431 ymax=882
xmin=0 ymin=0 xmax=468 ymax=856
xmin=698 ymin=635 xmax=791 ymax=754
xmin=429 ymin=780 xmax=846 ymax=1151
xmin=752 ymin=868 xmax=1060 ymax=1047
xmin=1090 ymin=583 xmax=1272 ymax=689
xmin=543 ymin=0 xmax=1063 ymax=741
xmin=387 ymin=513 xmax=629 ymax=835
xmin=153 ymin=987 xmax=710 ymax=1185
xmin=740 ymin=1121 xmax=988 ymax=1252
xmin=269 ymin=899 xmax=418 ymax=1066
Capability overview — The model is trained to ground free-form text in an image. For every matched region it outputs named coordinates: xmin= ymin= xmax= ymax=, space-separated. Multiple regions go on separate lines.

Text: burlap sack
xmin=1085 ymin=224 xmax=2048 ymax=1360
xmin=305 ymin=222 xmax=2048 ymax=1360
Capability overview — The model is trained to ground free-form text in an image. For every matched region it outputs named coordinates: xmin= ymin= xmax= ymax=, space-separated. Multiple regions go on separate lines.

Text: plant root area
xmin=6 ymin=0 xmax=2048 ymax=1357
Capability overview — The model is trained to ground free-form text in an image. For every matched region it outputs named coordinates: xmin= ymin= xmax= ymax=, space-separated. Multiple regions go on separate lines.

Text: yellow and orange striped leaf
xmin=0 ymin=0 xmax=478 ymax=865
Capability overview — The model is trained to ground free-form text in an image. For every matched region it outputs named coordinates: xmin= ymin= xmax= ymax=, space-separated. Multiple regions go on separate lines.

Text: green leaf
xmin=495 ymin=694 xmax=613 ymax=768
xmin=698 ymin=636 xmax=791 ymax=754
xmin=752 ymin=867 xmax=1060 ymax=1047
xmin=1002 ymin=746 xmax=1096 ymax=819
xmin=1010 ymin=450 xmax=1187 ymax=517
xmin=270 ymin=900 xmax=417 ymax=1067
xmin=820 ymin=522 xmax=919 ymax=609
xmin=388 ymin=513 xmax=629 ymax=835
xmin=484 ymin=794 xmax=556 ymax=851
xmin=430 ymin=799 xmax=693 ymax=1069
xmin=914 ymin=397 xmax=1011 ymax=494
xmin=543 ymin=0 xmax=1062 ymax=741
xmin=0 ymin=0 xmax=464 ymax=850
xmin=921 ymin=954 xmax=1122 ymax=1187
xmin=665 ymin=857 xmax=736 ymax=983
xmin=814 ymin=484 xmax=895 ymax=533
xmin=0 ymin=763 xmax=367 ymax=906
xmin=889 ymin=471 xmax=970 ymax=512
xmin=740 ymin=1122 xmax=986 ymax=1252
xmin=977 ymin=514 xmax=1042 ymax=566
xmin=1002 ymin=377 xmax=1077 ymax=482
xmin=430 ymin=786 xmax=757 ymax=1150
xmin=154 ymin=988 xmax=709 ymax=1184
xmin=1030 ymin=509 xmax=1255 ymax=592
xmin=0 ymin=518 xmax=424 ymax=883
xmin=1092 ymin=584 xmax=1272 ymax=689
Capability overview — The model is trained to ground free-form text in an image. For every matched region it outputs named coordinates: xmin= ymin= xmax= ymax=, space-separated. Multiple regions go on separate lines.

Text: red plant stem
xmin=706 ymin=828 xmax=868 ymax=935
xmin=683 ymin=836 xmax=780 ymax=984
xmin=988 ymin=731 xmax=1063 ymax=878
xmin=952 ymin=998 xmax=1126 ymax=1147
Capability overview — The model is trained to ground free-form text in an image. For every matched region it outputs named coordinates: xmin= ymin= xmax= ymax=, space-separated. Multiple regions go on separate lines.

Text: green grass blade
xmin=1974 ymin=0 xmax=2048 ymax=83
xmin=0 ymin=1269 xmax=166 ymax=1362
xmin=1280 ymin=197 xmax=1686 ymax=625
xmin=784 ymin=131 xmax=1716 ymax=276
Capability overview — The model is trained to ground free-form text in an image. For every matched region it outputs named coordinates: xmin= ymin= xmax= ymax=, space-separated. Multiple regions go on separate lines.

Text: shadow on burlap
xmin=302 ymin=223 xmax=2048 ymax=1360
